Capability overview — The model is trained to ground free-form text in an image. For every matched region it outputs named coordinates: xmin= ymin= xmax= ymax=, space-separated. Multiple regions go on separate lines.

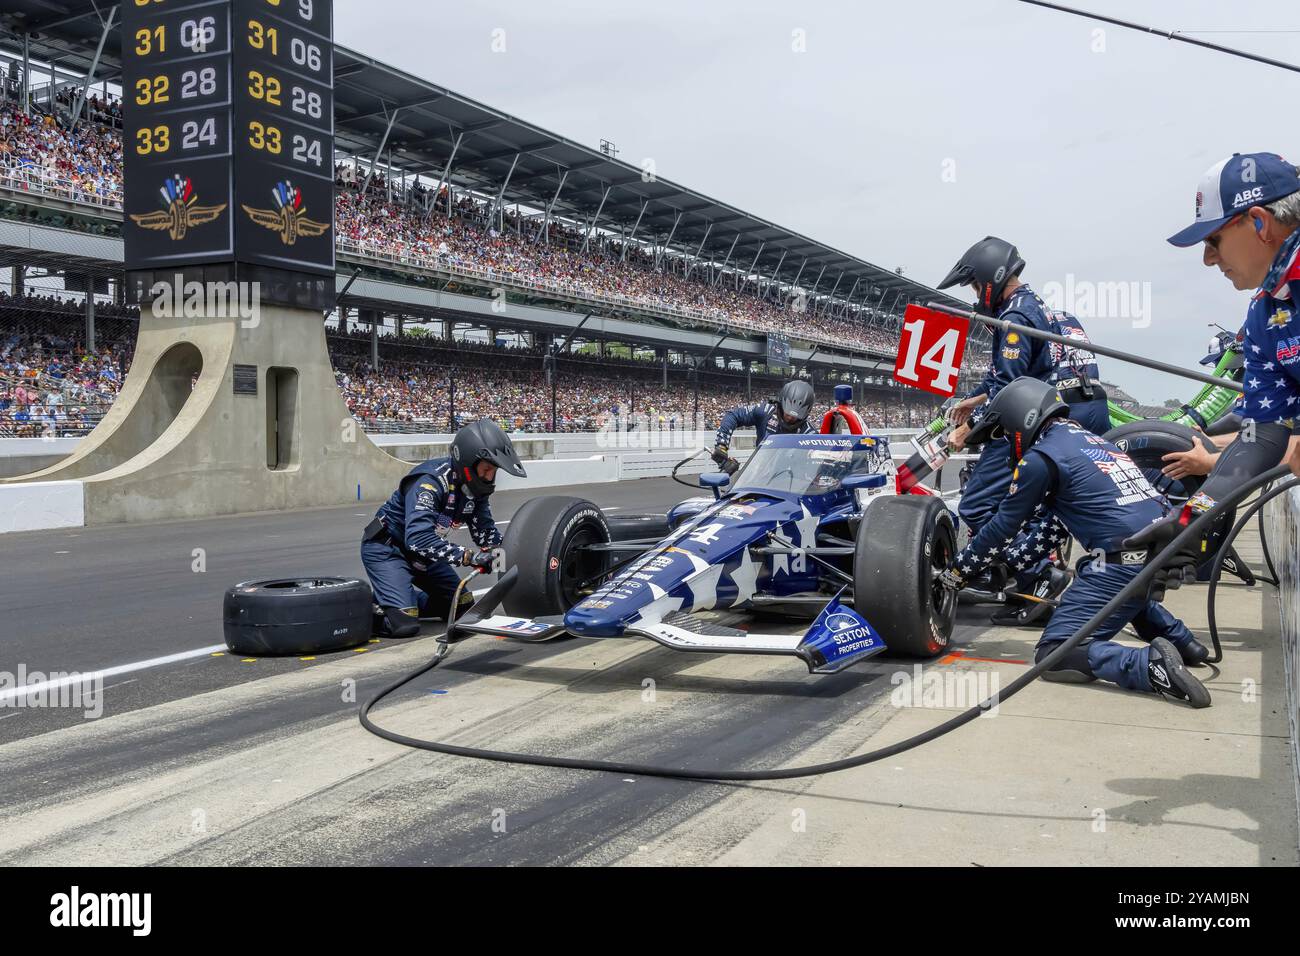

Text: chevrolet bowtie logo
xmin=241 ymin=179 xmax=330 ymax=245
xmin=129 ymin=174 xmax=226 ymax=240
xmin=1270 ymin=307 xmax=1293 ymax=328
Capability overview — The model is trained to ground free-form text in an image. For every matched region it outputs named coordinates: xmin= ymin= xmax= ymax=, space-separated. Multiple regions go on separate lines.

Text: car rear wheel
xmin=854 ymin=496 xmax=957 ymax=658
xmin=501 ymin=497 xmax=612 ymax=616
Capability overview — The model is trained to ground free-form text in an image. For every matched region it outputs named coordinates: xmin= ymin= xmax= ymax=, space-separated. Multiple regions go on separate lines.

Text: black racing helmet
xmin=450 ymin=418 xmax=527 ymax=497
xmin=777 ymin=379 xmax=815 ymax=427
xmin=963 ymin=377 xmax=1069 ymax=464
xmin=938 ymin=236 xmax=1026 ymax=317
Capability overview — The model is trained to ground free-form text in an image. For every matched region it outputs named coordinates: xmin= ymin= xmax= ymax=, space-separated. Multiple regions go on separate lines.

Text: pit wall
xmin=1265 ymin=487 xmax=1300 ymax=842
xmin=0 ymin=428 xmax=971 ymax=535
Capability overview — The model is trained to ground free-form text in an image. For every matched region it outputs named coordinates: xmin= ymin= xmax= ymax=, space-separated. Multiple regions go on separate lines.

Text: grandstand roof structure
xmin=1 ymin=1 xmax=968 ymax=328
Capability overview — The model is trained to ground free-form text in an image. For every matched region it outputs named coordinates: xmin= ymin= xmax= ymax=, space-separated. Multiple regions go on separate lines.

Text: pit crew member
xmin=361 ymin=419 xmax=526 ymax=637
xmin=712 ymin=379 xmax=816 ymax=475
xmin=939 ymin=377 xmax=1211 ymax=707
xmin=935 ymin=237 xmax=1109 ymax=622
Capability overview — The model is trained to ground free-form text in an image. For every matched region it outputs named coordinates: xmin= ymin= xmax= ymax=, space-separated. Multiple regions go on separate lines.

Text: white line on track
xmin=0 ymin=644 xmax=226 ymax=705
xmin=2 ymin=587 xmax=498 ymax=705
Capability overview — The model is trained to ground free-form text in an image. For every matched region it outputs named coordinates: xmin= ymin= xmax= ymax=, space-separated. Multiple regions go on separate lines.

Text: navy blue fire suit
xmin=952 ymin=420 xmax=1198 ymax=690
xmin=361 ymin=458 xmax=501 ymax=618
xmin=715 ymin=402 xmax=814 ymax=450
xmin=960 ymin=286 xmax=1110 ymax=534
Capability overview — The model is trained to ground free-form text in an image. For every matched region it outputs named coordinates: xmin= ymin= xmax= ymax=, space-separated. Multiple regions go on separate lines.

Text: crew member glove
xmin=711 ymin=445 xmax=739 ymax=476
xmin=462 ymin=548 xmax=496 ymax=571
xmin=1121 ymin=511 xmax=1200 ymax=603
xmin=937 ymin=566 xmax=965 ymax=591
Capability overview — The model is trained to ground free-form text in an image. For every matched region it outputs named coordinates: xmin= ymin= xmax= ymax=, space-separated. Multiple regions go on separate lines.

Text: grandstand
xmin=0 ymin=3 xmax=987 ymax=440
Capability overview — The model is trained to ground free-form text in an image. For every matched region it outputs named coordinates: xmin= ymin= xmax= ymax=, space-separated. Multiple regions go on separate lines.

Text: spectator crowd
xmin=1 ymin=104 xmax=123 ymax=205
xmin=0 ymin=101 xmax=951 ymax=358
xmin=335 ymin=178 xmax=906 ymax=355
xmin=0 ymin=297 xmax=941 ymax=437
xmin=0 ymin=293 xmax=135 ymax=437
xmin=0 ymin=98 xmax=975 ymax=436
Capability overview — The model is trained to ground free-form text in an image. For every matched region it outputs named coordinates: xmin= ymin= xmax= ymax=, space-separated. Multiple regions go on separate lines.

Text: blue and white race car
xmin=452 ymin=434 xmax=960 ymax=674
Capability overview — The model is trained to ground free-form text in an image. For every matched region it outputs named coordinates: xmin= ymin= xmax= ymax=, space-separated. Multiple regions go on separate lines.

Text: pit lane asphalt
xmin=8 ymin=477 xmax=1280 ymax=867
xmin=0 ymin=474 xmax=994 ymax=864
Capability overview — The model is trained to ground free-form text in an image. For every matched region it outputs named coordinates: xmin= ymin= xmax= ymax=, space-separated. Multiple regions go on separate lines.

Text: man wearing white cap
xmin=1126 ymin=152 xmax=1300 ymax=591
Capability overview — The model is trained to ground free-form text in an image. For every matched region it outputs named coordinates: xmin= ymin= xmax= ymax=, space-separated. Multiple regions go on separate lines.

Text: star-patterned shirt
xmin=1238 ymin=230 xmax=1300 ymax=426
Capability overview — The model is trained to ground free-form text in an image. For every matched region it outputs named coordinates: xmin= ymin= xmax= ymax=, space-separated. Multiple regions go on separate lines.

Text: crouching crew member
xmin=712 ymin=379 xmax=816 ymax=475
xmin=936 ymin=236 xmax=1110 ymax=623
xmin=938 ymin=378 xmax=1212 ymax=708
xmin=362 ymin=419 xmax=527 ymax=637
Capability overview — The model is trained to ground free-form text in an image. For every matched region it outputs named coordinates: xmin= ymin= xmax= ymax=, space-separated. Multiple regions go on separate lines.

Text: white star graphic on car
xmin=728 ymin=550 xmax=761 ymax=607
xmin=1265 ymin=362 xmax=1276 ymax=370
xmin=1252 ymin=344 xmax=1261 ymax=353
xmin=633 ymin=594 xmax=684 ymax=625
xmin=684 ymin=563 xmax=724 ymax=611
xmin=1249 ymin=378 xmax=1261 ymax=389
xmin=1260 ymin=397 xmax=1273 ymax=409
xmin=792 ymin=504 xmax=820 ymax=549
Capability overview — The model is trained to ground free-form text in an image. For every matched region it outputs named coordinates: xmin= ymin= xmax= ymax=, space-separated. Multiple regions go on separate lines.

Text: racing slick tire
xmin=854 ymin=496 xmax=957 ymax=658
xmin=605 ymin=513 xmax=670 ymax=542
xmin=501 ymin=497 xmax=612 ymax=617
xmin=223 ymin=577 xmax=373 ymax=656
xmin=1102 ymin=420 xmax=1235 ymax=566
xmin=1103 ymin=420 xmax=1216 ymax=503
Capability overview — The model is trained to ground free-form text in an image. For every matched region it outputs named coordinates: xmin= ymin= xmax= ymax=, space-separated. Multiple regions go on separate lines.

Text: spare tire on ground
xmin=853 ymin=496 xmax=957 ymax=658
xmin=501 ymin=496 xmax=611 ymax=617
xmin=223 ymin=577 xmax=373 ymax=656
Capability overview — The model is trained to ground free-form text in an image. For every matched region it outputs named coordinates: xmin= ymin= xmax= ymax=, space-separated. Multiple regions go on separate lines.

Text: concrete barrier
xmin=496 ymin=455 xmax=618 ymax=491
xmin=1266 ymin=486 xmax=1300 ymax=842
xmin=369 ymin=436 xmax=554 ymax=462
xmin=0 ymin=480 xmax=84 ymax=533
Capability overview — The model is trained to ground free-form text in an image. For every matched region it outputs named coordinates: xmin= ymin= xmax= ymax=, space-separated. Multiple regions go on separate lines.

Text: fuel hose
xmin=359 ymin=465 xmax=1289 ymax=782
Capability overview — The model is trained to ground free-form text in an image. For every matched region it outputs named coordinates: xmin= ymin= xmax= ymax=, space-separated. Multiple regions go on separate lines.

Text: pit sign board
xmin=892 ymin=304 xmax=970 ymax=397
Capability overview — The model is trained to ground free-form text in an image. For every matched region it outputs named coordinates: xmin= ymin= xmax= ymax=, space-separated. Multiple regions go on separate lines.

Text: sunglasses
xmin=1204 ymin=215 xmax=1243 ymax=251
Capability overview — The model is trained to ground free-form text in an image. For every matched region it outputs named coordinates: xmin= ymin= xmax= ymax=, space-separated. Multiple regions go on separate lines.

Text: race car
xmin=449 ymin=433 xmax=960 ymax=674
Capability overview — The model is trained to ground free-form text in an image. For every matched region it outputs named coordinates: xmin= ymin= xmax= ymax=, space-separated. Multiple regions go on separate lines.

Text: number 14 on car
xmin=892 ymin=304 xmax=970 ymax=397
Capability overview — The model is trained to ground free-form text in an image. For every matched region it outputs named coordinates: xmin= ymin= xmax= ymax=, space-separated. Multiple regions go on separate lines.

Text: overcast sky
xmin=336 ymin=0 xmax=1296 ymax=404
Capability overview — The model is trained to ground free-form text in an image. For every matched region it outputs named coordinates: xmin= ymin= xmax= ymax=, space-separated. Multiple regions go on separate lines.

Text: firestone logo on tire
xmin=548 ymin=556 xmax=559 ymax=571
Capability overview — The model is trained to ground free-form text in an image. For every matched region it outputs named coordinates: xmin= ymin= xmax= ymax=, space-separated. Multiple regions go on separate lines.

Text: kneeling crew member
xmin=937 ymin=236 xmax=1109 ymax=622
xmin=939 ymin=378 xmax=1211 ymax=708
xmin=361 ymin=418 xmax=527 ymax=638
xmin=712 ymin=379 xmax=816 ymax=474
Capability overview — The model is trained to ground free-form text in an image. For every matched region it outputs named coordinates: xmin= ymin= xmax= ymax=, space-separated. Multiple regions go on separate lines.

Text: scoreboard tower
xmin=23 ymin=0 xmax=411 ymax=524
xmin=122 ymin=0 xmax=335 ymax=309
